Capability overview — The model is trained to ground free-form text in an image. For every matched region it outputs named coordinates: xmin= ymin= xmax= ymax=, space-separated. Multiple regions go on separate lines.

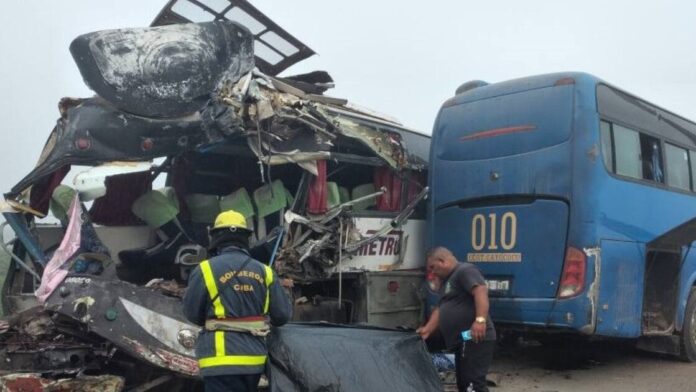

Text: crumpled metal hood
xmin=71 ymin=20 xmax=254 ymax=118
xmin=9 ymin=98 xmax=204 ymax=197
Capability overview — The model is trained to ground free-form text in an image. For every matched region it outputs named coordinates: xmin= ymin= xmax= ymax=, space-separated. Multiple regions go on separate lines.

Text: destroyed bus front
xmin=0 ymin=15 xmax=430 ymax=389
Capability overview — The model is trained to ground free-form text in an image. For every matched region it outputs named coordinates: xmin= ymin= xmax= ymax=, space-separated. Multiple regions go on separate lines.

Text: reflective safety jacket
xmin=183 ymin=246 xmax=291 ymax=377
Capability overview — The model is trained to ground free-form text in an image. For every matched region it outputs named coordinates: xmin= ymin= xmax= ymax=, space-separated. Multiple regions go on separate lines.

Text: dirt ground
xmin=481 ymin=339 xmax=696 ymax=392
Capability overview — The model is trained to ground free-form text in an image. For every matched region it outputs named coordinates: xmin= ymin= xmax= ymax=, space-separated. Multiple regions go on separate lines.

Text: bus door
xmin=642 ymin=219 xmax=696 ymax=335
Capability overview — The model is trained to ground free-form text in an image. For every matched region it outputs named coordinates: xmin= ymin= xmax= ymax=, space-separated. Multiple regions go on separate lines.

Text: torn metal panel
xmin=274 ymin=185 xmax=427 ymax=280
xmin=321 ymin=109 xmax=409 ymax=169
xmin=71 ymin=21 xmax=254 ymax=118
xmin=0 ymin=374 xmax=124 ymax=392
xmin=276 ymin=71 xmax=335 ymax=95
xmin=344 ymin=186 xmax=428 ymax=252
xmin=121 ymin=337 xmax=199 ymax=377
xmin=10 ymin=98 xmax=204 ymax=197
xmin=207 ymin=73 xmax=418 ymax=172
xmin=45 ymin=276 xmax=200 ymax=377
xmin=0 ymin=308 xmax=108 ymax=376
xmin=119 ymin=297 xmax=197 ymax=356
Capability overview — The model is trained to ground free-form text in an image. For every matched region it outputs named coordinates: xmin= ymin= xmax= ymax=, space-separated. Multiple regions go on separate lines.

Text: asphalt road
xmin=485 ymin=339 xmax=696 ymax=392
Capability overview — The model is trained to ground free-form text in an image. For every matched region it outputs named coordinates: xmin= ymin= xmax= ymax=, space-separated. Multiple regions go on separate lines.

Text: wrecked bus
xmin=0 ymin=2 xmax=436 ymax=389
xmin=429 ymin=72 xmax=696 ymax=361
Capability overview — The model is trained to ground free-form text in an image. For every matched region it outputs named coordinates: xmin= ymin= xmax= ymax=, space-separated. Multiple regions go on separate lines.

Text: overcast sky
xmin=1 ymin=0 xmax=695 ymax=198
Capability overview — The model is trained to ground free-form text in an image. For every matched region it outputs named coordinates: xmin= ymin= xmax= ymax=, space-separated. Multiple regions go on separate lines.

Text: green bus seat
xmin=253 ymin=180 xmax=289 ymax=219
xmin=327 ymin=182 xmax=341 ymax=208
xmin=185 ymin=193 xmax=220 ymax=224
xmin=351 ymin=184 xmax=377 ymax=211
xmin=339 ymin=186 xmax=350 ymax=205
xmin=132 ymin=188 xmax=180 ymax=228
xmin=50 ymin=185 xmax=77 ymax=223
xmin=220 ymin=188 xmax=255 ymax=220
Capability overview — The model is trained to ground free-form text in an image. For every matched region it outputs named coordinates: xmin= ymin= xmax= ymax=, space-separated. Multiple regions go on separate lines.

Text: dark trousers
xmin=203 ymin=374 xmax=261 ymax=392
xmin=454 ymin=340 xmax=495 ymax=392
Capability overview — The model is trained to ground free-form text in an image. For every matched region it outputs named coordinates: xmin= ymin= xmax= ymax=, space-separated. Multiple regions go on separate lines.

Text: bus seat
xmin=132 ymin=188 xmax=180 ymax=229
xmin=254 ymin=180 xmax=290 ymax=219
xmin=220 ymin=188 xmax=255 ymax=220
xmin=351 ymin=184 xmax=376 ymax=211
xmin=120 ymin=187 xmax=188 ymax=279
xmin=339 ymin=186 xmax=350 ymax=205
xmin=185 ymin=193 xmax=220 ymax=224
xmin=253 ymin=180 xmax=290 ymax=240
xmin=50 ymin=185 xmax=77 ymax=224
xmin=374 ymin=166 xmax=402 ymax=212
xmin=327 ymin=182 xmax=341 ymax=208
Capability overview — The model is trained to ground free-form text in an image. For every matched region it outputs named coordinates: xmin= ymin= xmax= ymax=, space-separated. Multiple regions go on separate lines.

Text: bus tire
xmin=679 ymin=288 xmax=696 ymax=362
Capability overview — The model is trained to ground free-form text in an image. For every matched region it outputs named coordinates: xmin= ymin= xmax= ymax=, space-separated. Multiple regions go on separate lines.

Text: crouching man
xmin=417 ymin=247 xmax=496 ymax=392
xmin=183 ymin=210 xmax=292 ymax=392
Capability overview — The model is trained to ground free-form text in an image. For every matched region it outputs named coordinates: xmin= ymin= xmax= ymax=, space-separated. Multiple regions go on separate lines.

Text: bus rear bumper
xmin=490 ymin=296 xmax=595 ymax=334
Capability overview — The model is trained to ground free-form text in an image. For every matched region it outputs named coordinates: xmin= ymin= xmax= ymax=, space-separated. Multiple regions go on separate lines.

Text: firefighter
xmin=183 ymin=210 xmax=292 ymax=392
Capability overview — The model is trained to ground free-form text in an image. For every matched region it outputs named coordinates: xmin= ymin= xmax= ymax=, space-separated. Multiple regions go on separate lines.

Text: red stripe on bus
xmin=459 ymin=125 xmax=537 ymax=141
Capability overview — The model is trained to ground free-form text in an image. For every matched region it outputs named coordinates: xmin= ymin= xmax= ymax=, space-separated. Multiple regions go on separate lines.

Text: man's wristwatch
xmin=475 ymin=316 xmax=486 ymax=324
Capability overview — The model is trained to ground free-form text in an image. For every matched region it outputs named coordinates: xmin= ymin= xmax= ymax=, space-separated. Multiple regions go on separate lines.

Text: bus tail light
xmin=558 ymin=247 xmax=586 ymax=298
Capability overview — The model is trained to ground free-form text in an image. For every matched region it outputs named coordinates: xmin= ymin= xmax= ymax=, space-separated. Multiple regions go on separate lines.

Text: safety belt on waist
xmin=205 ymin=317 xmax=270 ymax=337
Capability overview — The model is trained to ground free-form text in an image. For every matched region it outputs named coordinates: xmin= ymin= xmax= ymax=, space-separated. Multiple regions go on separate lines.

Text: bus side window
xmin=665 ymin=143 xmax=690 ymax=191
xmin=603 ymin=121 xmax=665 ymax=184
xmin=612 ymin=124 xmax=643 ymax=180
xmin=639 ymin=134 xmax=663 ymax=183
xmin=600 ymin=121 xmax=614 ymax=171
xmin=690 ymin=151 xmax=696 ymax=191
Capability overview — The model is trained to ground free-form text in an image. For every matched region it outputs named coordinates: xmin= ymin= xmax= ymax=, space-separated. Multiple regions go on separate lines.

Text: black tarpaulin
xmin=268 ymin=323 xmax=443 ymax=392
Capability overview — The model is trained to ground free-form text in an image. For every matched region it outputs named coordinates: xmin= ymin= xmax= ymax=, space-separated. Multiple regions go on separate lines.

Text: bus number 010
xmin=471 ymin=212 xmax=517 ymax=251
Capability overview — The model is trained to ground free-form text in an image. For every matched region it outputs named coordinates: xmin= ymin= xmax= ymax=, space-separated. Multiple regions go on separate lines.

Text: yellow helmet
xmin=211 ymin=210 xmax=249 ymax=232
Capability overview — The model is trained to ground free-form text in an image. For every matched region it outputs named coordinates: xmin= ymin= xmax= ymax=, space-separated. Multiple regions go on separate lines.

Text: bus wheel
xmin=679 ymin=288 xmax=696 ymax=362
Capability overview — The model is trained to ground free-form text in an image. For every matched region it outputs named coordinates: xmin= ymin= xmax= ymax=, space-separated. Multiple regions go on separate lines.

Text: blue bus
xmin=429 ymin=72 xmax=696 ymax=360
